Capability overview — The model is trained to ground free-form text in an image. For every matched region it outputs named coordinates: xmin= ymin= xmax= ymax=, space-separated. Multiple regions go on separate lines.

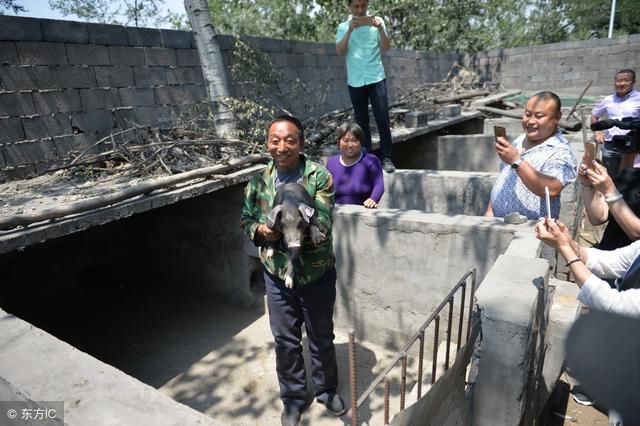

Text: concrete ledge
xmin=0 ymin=308 xmax=221 ymax=425
xmin=380 ymin=169 xmax=495 ymax=215
xmin=472 ymin=254 xmax=550 ymax=425
xmin=333 ymin=205 xmax=524 ymax=347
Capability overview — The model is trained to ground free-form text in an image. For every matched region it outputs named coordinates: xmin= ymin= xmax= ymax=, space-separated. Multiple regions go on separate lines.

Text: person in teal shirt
xmin=336 ymin=0 xmax=396 ymax=173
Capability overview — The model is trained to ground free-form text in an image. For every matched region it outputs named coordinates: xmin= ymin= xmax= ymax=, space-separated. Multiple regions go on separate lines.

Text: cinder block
xmin=2 ymin=139 xmax=58 ymax=167
xmin=118 ymin=87 xmax=155 ymax=106
xmin=160 ymin=29 xmax=192 ymax=49
xmin=176 ymin=49 xmax=200 ymax=66
xmin=145 ymin=47 xmax=177 ymax=66
xmin=16 ymin=42 xmax=68 ymax=65
xmin=154 ymin=86 xmax=185 ymax=105
xmin=127 ymin=27 xmax=161 ymax=46
xmin=182 ymin=85 xmax=207 ymax=103
xmin=95 ymin=66 xmax=135 ymax=87
xmin=41 ymin=19 xmax=88 ymax=44
xmin=50 ymin=66 xmax=96 ymax=89
xmin=22 ymin=114 xmax=72 ymax=139
xmin=53 ymin=133 xmax=98 ymax=158
xmin=0 ymin=117 xmax=25 ymax=143
xmin=216 ymin=35 xmax=236 ymax=51
xmin=33 ymin=90 xmax=82 ymax=114
xmin=167 ymin=67 xmax=205 ymax=85
xmin=71 ymin=111 xmax=114 ymax=133
xmin=0 ymin=66 xmax=54 ymax=91
xmin=114 ymin=105 xmax=171 ymax=128
xmin=0 ymin=92 xmax=36 ymax=116
xmin=35 ymin=158 xmax=67 ymax=175
xmin=87 ymin=23 xmax=128 ymax=46
xmin=79 ymin=88 xmax=121 ymax=110
xmin=302 ymin=54 xmax=316 ymax=67
xmin=67 ymin=44 xmax=110 ymax=65
xmin=0 ymin=16 xmax=42 ymax=41
xmin=132 ymin=66 xmax=167 ymax=86
xmin=0 ymin=164 xmax=36 ymax=181
xmin=108 ymin=46 xmax=146 ymax=66
xmin=0 ymin=41 xmax=19 ymax=65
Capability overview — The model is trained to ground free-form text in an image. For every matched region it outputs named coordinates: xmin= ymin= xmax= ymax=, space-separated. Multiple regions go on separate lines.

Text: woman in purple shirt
xmin=326 ymin=122 xmax=384 ymax=208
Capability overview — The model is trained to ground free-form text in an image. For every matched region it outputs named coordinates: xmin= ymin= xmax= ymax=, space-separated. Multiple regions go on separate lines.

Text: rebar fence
xmin=348 ymin=268 xmax=478 ymax=425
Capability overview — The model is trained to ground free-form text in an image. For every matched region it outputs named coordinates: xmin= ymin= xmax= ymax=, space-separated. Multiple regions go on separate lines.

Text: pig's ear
xmin=298 ymin=204 xmax=315 ymax=223
xmin=267 ymin=205 xmax=282 ymax=229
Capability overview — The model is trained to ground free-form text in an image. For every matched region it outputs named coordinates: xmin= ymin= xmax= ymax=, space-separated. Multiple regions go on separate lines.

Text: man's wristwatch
xmin=511 ymin=158 xmax=523 ymax=170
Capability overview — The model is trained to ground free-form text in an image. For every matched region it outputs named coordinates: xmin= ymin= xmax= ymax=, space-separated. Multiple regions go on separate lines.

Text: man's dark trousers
xmin=348 ymin=79 xmax=393 ymax=160
xmin=264 ymin=267 xmax=338 ymax=409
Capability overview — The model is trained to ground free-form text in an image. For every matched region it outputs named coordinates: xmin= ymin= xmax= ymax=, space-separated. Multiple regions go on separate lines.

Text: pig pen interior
xmin=0 ymin=124 xmax=537 ymax=424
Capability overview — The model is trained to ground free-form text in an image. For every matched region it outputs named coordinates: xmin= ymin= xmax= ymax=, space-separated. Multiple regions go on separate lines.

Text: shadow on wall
xmin=333 ymin=203 xmax=524 ymax=352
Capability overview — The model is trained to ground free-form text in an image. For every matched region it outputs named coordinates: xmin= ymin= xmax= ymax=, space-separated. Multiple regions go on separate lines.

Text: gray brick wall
xmin=0 ymin=15 xmax=210 ymax=181
xmin=0 ymin=14 xmax=638 ymax=182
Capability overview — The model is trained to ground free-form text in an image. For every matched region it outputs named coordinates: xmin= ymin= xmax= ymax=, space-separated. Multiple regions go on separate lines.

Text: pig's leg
xmin=285 ymin=246 xmax=302 ymax=288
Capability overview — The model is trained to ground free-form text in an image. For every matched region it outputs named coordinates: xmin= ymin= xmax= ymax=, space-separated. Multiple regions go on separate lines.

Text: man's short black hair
xmin=532 ymin=91 xmax=561 ymax=114
xmin=617 ymin=69 xmax=636 ymax=82
xmin=267 ymin=115 xmax=305 ymax=142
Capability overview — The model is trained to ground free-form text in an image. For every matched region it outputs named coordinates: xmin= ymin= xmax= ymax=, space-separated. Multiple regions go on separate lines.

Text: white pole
xmin=608 ymin=0 xmax=616 ymax=38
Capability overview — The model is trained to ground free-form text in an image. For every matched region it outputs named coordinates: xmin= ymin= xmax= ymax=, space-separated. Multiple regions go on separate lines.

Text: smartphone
xmin=583 ymin=141 xmax=597 ymax=170
xmin=493 ymin=126 xmax=506 ymax=140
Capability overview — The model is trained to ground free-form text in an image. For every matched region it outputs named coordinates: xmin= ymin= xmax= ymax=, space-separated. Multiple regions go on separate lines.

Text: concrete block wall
xmin=0 ymin=15 xmax=208 ymax=182
xmin=2 ymin=15 xmax=637 ymax=183
xmin=379 ymin=169 xmax=495 ymax=215
xmin=464 ymin=34 xmax=640 ymax=97
xmin=332 ymin=205 xmax=523 ymax=348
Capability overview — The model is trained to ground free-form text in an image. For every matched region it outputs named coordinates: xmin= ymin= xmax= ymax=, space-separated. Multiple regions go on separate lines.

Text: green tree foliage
xmin=204 ymin=0 xmax=638 ymax=52
xmin=48 ymin=0 xmax=175 ymax=28
xmin=0 ymin=0 xmax=26 ymax=14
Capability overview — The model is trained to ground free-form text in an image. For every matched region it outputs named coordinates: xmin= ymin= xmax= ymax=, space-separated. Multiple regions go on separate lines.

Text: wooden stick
xmin=566 ymin=80 xmax=593 ymax=121
xmin=0 ymin=153 xmax=270 ymax=231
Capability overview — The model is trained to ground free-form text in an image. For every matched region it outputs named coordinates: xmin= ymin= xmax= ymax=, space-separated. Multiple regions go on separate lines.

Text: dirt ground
xmin=545 ymin=376 xmax=609 ymax=425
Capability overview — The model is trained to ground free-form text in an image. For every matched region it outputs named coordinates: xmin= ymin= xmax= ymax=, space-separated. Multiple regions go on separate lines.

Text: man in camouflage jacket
xmin=240 ymin=116 xmax=346 ymax=426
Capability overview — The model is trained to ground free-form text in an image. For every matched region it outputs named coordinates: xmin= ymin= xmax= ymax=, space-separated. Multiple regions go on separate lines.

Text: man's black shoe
xmin=318 ymin=393 xmax=347 ymax=416
xmin=281 ymin=405 xmax=302 ymax=426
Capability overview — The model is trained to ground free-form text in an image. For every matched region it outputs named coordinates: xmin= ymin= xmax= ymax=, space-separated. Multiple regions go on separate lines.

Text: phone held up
xmin=583 ymin=141 xmax=598 ymax=170
xmin=494 ymin=126 xmax=506 ymax=140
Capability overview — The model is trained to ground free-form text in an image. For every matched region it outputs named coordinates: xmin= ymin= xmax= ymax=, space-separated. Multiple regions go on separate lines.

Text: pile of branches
xmin=52 ymin=118 xmax=258 ymax=181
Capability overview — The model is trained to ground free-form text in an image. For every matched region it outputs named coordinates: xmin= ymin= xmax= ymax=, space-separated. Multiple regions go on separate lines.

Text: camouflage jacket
xmin=240 ymin=155 xmax=335 ymax=286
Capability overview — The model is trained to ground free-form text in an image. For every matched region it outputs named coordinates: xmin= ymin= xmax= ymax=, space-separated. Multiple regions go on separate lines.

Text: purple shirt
xmin=326 ymin=153 xmax=384 ymax=205
xmin=592 ymin=89 xmax=640 ymax=141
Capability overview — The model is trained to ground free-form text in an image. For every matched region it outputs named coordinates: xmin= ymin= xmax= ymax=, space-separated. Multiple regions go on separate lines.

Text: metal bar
xmin=432 ymin=315 xmax=440 ymax=385
xmin=445 ymin=297 xmax=454 ymax=370
xmin=356 ymin=270 xmax=474 ymax=407
xmin=457 ymin=282 xmax=466 ymax=352
xmin=466 ymin=269 xmax=477 ymax=341
xmin=384 ymin=377 xmax=390 ymax=425
xmin=349 ymin=331 xmax=358 ymax=426
xmin=417 ymin=332 xmax=424 ymax=399
xmin=400 ymin=355 xmax=407 ymax=410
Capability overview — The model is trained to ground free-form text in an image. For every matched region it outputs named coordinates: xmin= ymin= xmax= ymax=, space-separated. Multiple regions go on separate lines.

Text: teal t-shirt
xmin=336 ymin=15 xmax=387 ymax=88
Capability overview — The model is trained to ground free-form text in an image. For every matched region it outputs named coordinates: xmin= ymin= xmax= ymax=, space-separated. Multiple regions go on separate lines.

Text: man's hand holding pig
xmin=257 ymin=223 xmax=281 ymax=242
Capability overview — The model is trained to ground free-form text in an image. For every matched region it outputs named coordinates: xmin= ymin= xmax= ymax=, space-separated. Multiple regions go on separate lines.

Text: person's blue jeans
xmin=602 ymin=142 xmax=622 ymax=178
xmin=264 ymin=267 xmax=338 ymax=409
xmin=348 ymin=79 xmax=393 ymax=160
